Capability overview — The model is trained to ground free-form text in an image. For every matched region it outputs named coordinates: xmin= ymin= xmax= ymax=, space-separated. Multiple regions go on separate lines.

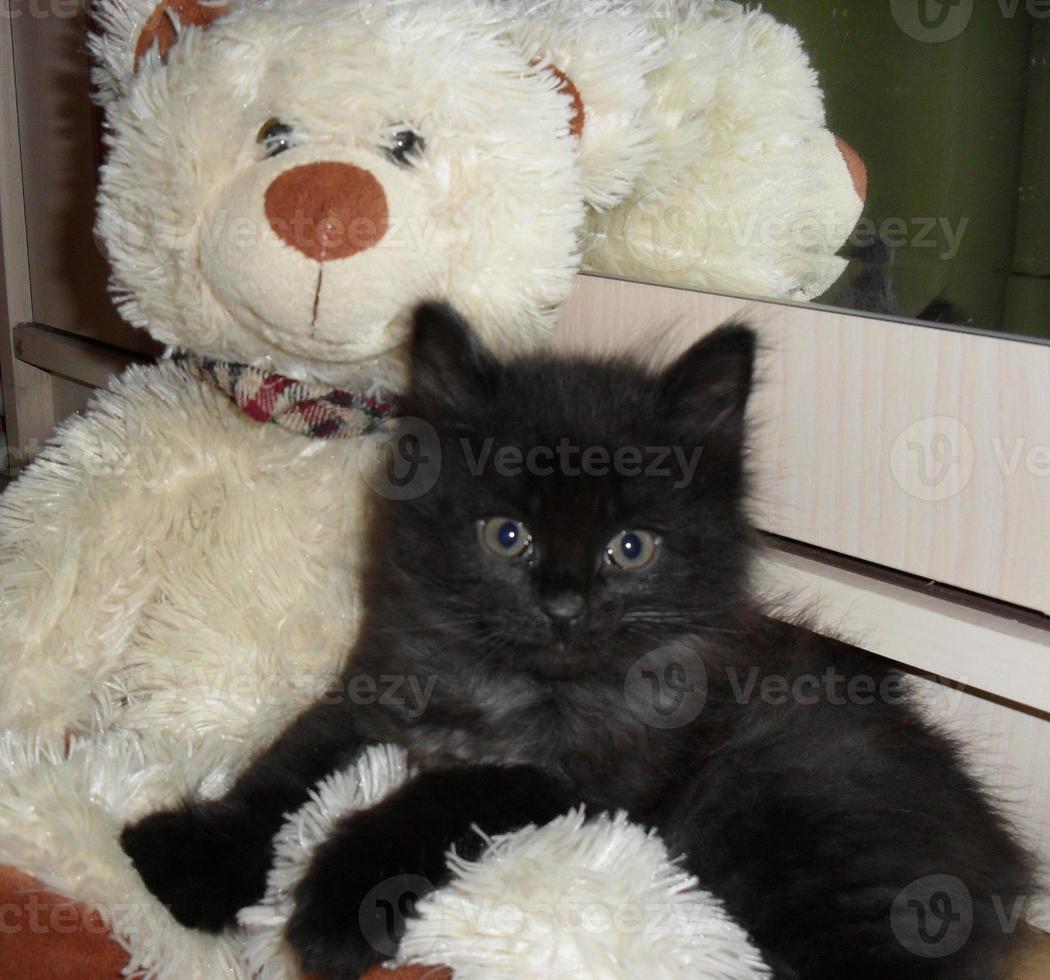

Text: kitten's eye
xmin=605 ymin=530 xmax=659 ymax=571
xmin=479 ymin=517 xmax=532 ymax=559
xmin=257 ymin=118 xmax=295 ymax=158
xmin=384 ymin=128 xmax=426 ymax=165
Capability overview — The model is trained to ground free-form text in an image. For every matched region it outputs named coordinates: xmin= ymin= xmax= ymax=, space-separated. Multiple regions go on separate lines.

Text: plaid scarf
xmin=181 ymin=354 xmax=400 ymax=439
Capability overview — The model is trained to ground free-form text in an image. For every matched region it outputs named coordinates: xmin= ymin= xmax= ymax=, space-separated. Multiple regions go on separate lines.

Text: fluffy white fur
xmin=584 ymin=0 xmax=864 ymax=301
xmin=506 ymin=0 xmax=667 ymax=209
xmin=0 ymin=361 xmax=364 ymax=745
xmin=398 ymin=812 xmax=770 ymax=979
xmin=237 ymin=746 xmax=769 ymax=980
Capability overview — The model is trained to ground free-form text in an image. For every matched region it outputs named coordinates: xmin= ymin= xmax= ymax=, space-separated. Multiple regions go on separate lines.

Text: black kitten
xmin=123 ymin=303 xmax=1036 ymax=979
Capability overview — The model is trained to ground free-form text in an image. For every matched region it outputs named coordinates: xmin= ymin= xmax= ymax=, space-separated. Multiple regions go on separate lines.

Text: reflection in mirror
xmin=581 ymin=1 xmax=1049 ymax=340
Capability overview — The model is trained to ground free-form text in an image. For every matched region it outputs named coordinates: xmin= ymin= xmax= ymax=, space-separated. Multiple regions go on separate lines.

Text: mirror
xmin=581 ymin=0 xmax=1049 ymax=340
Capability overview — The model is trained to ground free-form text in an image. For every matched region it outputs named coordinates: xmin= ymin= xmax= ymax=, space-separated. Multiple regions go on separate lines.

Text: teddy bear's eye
xmin=385 ymin=128 xmax=426 ymax=166
xmin=257 ymin=118 xmax=295 ymax=158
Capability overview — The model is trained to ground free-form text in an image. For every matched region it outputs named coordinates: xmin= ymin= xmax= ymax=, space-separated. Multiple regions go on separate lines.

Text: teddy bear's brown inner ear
xmin=134 ymin=0 xmax=230 ymax=70
xmin=834 ymin=136 xmax=868 ymax=201
xmin=545 ymin=65 xmax=586 ymax=140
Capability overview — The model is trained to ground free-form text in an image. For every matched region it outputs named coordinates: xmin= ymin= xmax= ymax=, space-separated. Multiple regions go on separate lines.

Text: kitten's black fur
xmin=123 ymin=303 xmax=1036 ymax=979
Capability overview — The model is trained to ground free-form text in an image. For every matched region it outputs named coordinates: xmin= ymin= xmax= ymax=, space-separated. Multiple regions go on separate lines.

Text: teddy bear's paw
xmin=120 ymin=799 xmax=274 ymax=932
xmin=285 ymin=806 xmax=437 ymax=979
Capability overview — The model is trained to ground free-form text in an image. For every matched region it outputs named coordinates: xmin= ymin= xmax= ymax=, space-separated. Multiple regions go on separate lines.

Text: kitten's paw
xmin=120 ymin=800 xmax=273 ymax=932
xmin=286 ymin=809 xmax=435 ymax=978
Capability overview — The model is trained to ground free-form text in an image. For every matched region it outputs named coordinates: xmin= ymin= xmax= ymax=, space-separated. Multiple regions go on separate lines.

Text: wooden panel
xmin=12 ymin=323 xmax=140 ymax=427
xmin=14 ymin=322 xmax=145 ymax=390
xmin=759 ymin=544 xmax=1050 ymax=714
xmin=557 ymin=275 xmax=1050 ymax=616
xmin=11 ymin=2 xmax=155 ymax=355
xmin=1 ymin=16 xmax=56 ymax=469
xmin=49 ymin=375 xmax=95 ymax=424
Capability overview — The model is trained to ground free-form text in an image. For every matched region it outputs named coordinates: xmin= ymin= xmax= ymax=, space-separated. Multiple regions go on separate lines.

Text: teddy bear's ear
xmin=89 ymin=0 xmax=233 ymax=103
xmin=507 ymin=1 xmax=667 ymax=210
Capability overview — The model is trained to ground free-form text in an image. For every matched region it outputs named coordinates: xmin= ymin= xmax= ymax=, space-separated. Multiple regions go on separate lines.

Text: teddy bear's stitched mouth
xmin=310 ymin=267 xmax=324 ymax=329
xmin=240 ymin=294 xmax=405 ymax=363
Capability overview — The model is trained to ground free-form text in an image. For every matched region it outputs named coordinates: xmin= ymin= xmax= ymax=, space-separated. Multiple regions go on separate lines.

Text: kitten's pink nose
xmin=264 ymin=162 xmax=389 ymax=262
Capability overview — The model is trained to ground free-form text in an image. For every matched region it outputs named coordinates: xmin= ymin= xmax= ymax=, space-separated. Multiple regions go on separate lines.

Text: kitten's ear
xmin=659 ymin=323 xmax=756 ymax=435
xmin=408 ymin=302 xmax=497 ymax=418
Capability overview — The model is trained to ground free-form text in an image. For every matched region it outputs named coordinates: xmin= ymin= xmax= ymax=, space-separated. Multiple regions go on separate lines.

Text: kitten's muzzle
xmin=541 ymin=590 xmax=586 ymax=628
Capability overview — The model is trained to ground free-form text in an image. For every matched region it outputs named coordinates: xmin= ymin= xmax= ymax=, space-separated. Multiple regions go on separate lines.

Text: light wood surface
xmin=9 ymin=2 xmax=152 ymax=354
xmin=13 ymin=322 xmax=144 ymax=390
xmin=556 ymin=274 xmax=1050 ymax=617
xmin=1 ymin=17 xmax=57 ymax=467
xmin=758 ymin=545 xmax=1050 ymax=714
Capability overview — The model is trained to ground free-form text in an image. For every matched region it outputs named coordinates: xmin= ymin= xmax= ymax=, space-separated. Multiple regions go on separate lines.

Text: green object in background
xmin=1013 ymin=17 xmax=1050 ymax=278
xmin=1005 ymin=274 xmax=1050 ymax=339
xmin=758 ymin=0 xmax=1042 ymax=336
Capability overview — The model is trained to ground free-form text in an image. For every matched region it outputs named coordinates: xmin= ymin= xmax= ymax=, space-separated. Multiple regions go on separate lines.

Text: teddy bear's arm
xmin=286 ymin=764 xmax=573 ymax=977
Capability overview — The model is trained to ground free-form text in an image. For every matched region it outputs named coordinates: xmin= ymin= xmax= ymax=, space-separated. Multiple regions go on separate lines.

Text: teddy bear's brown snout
xmin=264 ymin=161 xmax=390 ymax=262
